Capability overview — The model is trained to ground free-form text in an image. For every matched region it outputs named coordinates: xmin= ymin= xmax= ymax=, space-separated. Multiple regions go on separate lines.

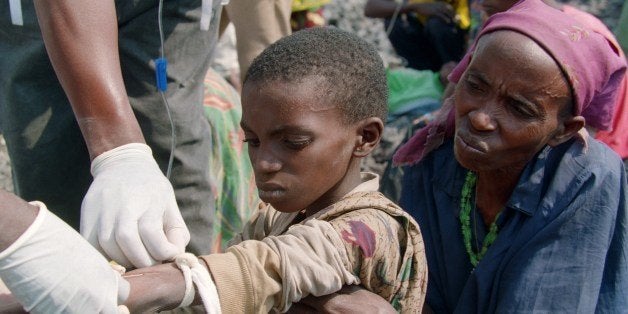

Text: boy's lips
xmin=257 ymin=182 xmax=286 ymax=201
xmin=257 ymin=182 xmax=284 ymax=192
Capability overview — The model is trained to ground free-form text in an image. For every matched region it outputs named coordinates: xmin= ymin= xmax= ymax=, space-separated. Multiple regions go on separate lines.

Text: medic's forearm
xmin=33 ymin=0 xmax=145 ymax=160
xmin=0 ymin=190 xmax=38 ymax=252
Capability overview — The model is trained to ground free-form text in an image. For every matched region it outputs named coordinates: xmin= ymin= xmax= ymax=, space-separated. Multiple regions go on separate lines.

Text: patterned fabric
xmin=316 ymin=191 xmax=428 ymax=312
xmin=203 ymin=69 xmax=258 ymax=253
xmin=229 ymin=174 xmax=427 ymax=312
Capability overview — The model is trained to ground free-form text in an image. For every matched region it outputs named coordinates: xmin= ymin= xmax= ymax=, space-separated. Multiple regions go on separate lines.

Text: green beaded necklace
xmin=460 ymin=171 xmax=500 ymax=267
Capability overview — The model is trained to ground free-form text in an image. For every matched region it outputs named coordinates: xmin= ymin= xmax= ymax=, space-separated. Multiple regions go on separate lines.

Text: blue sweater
xmin=400 ymin=138 xmax=627 ymax=313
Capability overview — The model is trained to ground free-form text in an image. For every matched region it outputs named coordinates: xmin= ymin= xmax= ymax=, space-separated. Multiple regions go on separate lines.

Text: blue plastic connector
xmin=155 ymin=57 xmax=168 ymax=92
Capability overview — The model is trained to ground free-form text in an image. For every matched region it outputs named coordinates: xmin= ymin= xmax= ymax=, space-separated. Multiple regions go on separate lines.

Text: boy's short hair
xmin=244 ymin=26 xmax=388 ymax=123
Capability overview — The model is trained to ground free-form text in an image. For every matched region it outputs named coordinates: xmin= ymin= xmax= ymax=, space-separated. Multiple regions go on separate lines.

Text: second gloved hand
xmin=0 ymin=201 xmax=129 ymax=313
xmin=81 ymin=143 xmax=190 ymax=268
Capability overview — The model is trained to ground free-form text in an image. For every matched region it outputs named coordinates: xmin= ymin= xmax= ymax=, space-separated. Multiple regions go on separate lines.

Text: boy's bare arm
xmin=122 ymin=263 xmax=188 ymax=312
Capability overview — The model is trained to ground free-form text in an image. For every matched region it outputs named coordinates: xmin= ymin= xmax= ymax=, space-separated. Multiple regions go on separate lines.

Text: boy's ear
xmin=548 ymin=115 xmax=586 ymax=147
xmin=353 ymin=117 xmax=384 ymax=157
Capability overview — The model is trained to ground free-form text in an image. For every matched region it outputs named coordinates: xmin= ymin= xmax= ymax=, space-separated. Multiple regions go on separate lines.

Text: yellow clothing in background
xmin=292 ymin=0 xmax=331 ymax=11
xmin=409 ymin=0 xmax=470 ymax=29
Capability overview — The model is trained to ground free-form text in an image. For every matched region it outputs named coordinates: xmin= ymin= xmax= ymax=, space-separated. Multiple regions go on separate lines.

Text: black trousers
xmin=385 ymin=14 xmax=466 ymax=71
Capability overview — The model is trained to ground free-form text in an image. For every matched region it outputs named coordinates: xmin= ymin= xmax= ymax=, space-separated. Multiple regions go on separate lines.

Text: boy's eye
xmin=284 ymin=138 xmax=312 ymax=150
xmin=243 ymin=138 xmax=260 ymax=147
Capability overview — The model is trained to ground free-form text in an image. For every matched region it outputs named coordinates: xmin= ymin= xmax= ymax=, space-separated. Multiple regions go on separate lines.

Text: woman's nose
xmin=468 ymin=109 xmax=496 ymax=131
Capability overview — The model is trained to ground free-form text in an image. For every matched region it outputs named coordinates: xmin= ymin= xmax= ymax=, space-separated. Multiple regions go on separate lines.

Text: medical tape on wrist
xmin=174 ymin=253 xmax=221 ymax=313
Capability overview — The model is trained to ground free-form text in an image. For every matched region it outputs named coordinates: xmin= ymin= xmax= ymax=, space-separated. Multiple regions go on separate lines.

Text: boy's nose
xmin=253 ymin=150 xmax=282 ymax=173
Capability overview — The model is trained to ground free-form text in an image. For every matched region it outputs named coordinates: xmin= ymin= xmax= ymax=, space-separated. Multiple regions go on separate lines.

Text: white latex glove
xmin=81 ymin=143 xmax=190 ymax=268
xmin=0 ymin=201 xmax=129 ymax=313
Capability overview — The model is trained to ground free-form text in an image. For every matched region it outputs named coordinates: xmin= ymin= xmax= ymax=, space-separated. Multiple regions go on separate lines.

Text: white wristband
xmin=174 ymin=253 xmax=222 ymax=314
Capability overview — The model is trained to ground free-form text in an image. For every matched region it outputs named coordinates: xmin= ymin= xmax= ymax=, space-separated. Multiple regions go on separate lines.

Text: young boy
xmin=122 ymin=26 xmax=427 ymax=313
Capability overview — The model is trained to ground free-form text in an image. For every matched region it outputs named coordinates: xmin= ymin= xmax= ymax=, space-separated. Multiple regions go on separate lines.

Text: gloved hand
xmin=81 ymin=143 xmax=190 ymax=268
xmin=0 ymin=201 xmax=129 ymax=313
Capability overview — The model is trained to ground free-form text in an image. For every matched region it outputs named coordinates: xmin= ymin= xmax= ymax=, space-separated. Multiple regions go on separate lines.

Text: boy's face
xmin=240 ymin=78 xmax=361 ymax=214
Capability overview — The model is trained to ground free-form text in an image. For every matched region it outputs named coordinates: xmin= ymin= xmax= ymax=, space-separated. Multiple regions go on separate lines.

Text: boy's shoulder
xmin=318 ymin=190 xmax=414 ymax=224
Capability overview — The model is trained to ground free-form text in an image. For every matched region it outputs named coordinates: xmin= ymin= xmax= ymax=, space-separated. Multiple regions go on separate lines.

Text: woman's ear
xmin=353 ymin=117 xmax=384 ymax=157
xmin=548 ymin=115 xmax=586 ymax=147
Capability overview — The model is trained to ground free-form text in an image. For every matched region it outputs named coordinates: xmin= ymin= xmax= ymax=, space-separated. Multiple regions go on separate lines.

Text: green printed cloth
xmin=203 ymin=69 xmax=259 ymax=252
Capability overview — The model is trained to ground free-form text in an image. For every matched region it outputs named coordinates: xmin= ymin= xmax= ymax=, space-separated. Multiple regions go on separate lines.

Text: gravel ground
xmin=0 ymin=135 xmax=13 ymax=192
xmin=562 ymin=0 xmax=624 ymax=30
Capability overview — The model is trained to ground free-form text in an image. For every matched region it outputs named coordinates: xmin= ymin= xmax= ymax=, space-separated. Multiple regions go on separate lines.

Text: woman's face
xmin=240 ymin=77 xmax=360 ymax=214
xmin=453 ymin=31 xmax=572 ymax=173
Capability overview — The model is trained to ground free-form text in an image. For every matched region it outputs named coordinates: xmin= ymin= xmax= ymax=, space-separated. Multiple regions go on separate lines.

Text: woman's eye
xmin=509 ymin=100 xmax=537 ymax=118
xmin=243 ymin=138 xmax=260 ymax=147
xmin=284 ymin=138 xmax=312 ymax=150
xmin=465 ymin=79 xmax=483 ymax=93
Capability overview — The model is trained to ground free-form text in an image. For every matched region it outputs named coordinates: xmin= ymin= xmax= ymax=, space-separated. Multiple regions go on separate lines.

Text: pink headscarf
xmin=393 ymin=0 xmax=627 ymax=166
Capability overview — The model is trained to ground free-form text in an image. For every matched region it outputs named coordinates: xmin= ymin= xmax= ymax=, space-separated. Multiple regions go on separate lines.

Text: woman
xmin=480 ymin=0 xmax=628 ymax=169
xmin=394 ymin=0 xmax=627 ymax=312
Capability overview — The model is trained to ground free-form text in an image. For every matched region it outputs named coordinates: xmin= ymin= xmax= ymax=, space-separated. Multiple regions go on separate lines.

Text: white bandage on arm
xmin=174 ymin=253 xmax=221 ymax=313
xmin=0 ymin=201 xmax=129 ymax=314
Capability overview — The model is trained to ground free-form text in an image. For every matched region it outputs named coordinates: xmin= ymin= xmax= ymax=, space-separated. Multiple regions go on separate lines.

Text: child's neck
xmin=304 ymin=167 xmax=363 ymax=217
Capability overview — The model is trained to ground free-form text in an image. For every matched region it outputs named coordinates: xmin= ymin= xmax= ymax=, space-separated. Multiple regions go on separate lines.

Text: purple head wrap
xmin=393 ymin=0 xmax=627 ymax=166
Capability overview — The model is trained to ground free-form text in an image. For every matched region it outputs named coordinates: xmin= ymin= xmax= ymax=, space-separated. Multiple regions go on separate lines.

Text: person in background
xmin=210 ymin=13 xmax=243 ymax=93
xmin=364 ymin=0 xmax=470 ymax=72
xmin=393 ymin=0 xmax=627 ymax=311
xmin=291 ymin=0 xmax=331 ymax=31
xmin=0 ymin=0 xmax=222 ymax=268
xmin=225 ymin=0 xmax=293 ymax=82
